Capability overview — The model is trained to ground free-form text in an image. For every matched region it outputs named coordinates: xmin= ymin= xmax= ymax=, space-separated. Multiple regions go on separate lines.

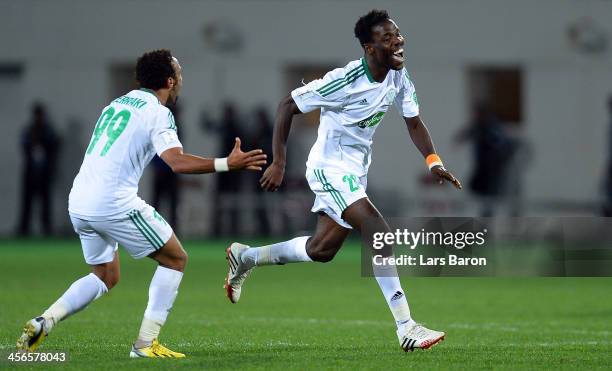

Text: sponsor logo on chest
xmin=356 ymin=111 xmax=386 ymax=129
xmin=351 ymin=88 xmax=396 ymax=129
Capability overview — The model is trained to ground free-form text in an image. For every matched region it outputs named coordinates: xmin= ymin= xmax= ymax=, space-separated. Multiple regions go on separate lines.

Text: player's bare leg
xmin=225 ymin=213 xmax=350 ymax=303
xmin=304 ymin=213 xmax=352 ymax=262
xmin=342 ymin=198 xmax=445 ymax=351
xmin=130 ymin=233 xmax=187 ymax=358
xmin=17 ymin=252 xmax=119 ymax=352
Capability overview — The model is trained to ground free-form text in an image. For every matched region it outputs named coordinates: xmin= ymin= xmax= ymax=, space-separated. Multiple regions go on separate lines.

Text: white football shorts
xmin=306 ymin=167 xmax=368 ymax=229
xmin=70 ymin=203 xmax=173 ymax=265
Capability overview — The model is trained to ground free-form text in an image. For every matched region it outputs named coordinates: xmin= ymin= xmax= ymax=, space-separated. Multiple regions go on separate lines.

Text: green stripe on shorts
xmin=318 ymin=169 xmax=348 ymax=209
xmin=135 ymin=211 xmax=164 ymax=248
xmin=128 ymin=211 xmax=161 ymax=249
xmin=314 ymin=169 xmax=347 ymax=211
xmin=314 ymin=169 xmax=341 ymax=210
xmin=323 ymin=170 xmax=348 ymax=210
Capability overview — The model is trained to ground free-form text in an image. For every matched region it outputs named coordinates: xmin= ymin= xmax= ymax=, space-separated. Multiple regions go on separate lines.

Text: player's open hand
xmin=431 ymin=165 xmax=462 ymax=189
xmin=259 ymin=162 xmax=285 ymax=192
xmin=227 ymin=137 xmax=267 ymax=171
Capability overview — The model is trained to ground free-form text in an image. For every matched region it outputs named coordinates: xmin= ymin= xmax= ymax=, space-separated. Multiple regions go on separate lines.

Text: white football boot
xmin=224 ymin=242 xmax=254 ymax=303
xmin=397 ymin=322 xmax=445 ymax=352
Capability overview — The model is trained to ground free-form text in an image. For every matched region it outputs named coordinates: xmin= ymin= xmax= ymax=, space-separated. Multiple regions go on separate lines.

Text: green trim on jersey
xmin=314 ymin=169 xmax=348 ymax=211
xmin=168 ymin=111 xmax=177 ymax=131
xmin=316 ymin=65 xmax=362 ymax=93
xmin=316 ymin=66 xmax=365 ymax=97
xmin=361 ymin=58 xmax=375 ymax=83
xmin=139 ymin=88 xmax=160 ymax=103
xmin=404 ymin=70 xmax=419 ymax=106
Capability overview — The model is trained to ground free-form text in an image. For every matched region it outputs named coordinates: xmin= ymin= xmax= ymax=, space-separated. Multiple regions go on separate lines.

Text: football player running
xmin=225 ymin=10 xmax=461 ymax=352
xmin=17 ymin=49 xmax=266 ymax=358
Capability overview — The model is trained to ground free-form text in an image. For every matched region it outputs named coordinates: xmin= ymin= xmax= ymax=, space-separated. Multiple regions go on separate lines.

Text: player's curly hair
xmin=354 ymin=9 xmax=390 ymax=48
xmin=135 ymin=49 xmax=176 ymax=90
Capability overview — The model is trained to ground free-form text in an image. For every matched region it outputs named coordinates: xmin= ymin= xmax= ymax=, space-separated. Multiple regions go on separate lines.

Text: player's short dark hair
xmin=135 ymin=49 xmax=176 ymax=90
xmin=354 ymin=9 xmax=390 ymax=48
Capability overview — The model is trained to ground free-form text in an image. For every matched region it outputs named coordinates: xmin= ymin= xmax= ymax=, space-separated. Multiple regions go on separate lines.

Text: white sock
xmin=42 ymin=273 xmax=108 ymax=330
xmin=136 ymin=266 xmax=183 ymax=346
xmin=373 ymin=263 xmax=414 ymax=328
xmin=241 ymin=236 xmax=312 ymax=267
xmin=137 ymin=318 xmax=162 ymax=348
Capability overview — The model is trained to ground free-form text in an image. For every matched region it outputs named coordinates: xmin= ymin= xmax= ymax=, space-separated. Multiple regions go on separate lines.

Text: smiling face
xmin=366 ymin=19 xmax=405 ymax=70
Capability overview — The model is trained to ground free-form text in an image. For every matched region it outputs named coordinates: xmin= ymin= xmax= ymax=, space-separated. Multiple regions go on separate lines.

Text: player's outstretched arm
xmin=404 ymin=115 xmax=462 ymax=189
xmin=259 ymin=94 xmax=301 ymax=192
xmin=160 ymin=137 xmax=267 ymax=174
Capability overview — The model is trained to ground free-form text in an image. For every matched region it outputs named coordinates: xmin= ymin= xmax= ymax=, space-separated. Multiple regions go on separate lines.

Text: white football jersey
xmin=69 ymin=89 xmax=182 ymax=219
xmin=291 ymin=58 xmax=419 ymax=176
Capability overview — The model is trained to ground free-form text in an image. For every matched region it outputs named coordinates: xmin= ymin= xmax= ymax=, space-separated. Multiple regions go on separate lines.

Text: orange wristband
xmin=425 ymin=154 xmax=443 ymax=170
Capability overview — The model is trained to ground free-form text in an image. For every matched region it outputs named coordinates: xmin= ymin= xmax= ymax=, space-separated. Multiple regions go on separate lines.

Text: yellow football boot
xmin=129 ymin=339 xmax=185 ymax=358
xmin=16 ymin=317 xmax=50 ymax=352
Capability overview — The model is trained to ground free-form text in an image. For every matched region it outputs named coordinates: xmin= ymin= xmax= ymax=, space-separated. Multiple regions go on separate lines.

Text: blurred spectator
xmin=151 ymin=104 xmax=182 ymax=233
xmin=203 ymin=102 xmax=244 ymax=236
xmin=603 ymin=95 xmax=612 ymax=216
xmin=18 ymin=102 xmax=60 ymax=236
xmin=455 ymin=103 xmax=517 ymax=216
xmin=248 ymin=106 xmax=274 ymax=236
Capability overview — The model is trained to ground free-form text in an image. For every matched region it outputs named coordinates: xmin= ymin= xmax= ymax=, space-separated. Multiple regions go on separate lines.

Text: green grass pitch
xmin=0 ymin=239 xmax=610 ymax=370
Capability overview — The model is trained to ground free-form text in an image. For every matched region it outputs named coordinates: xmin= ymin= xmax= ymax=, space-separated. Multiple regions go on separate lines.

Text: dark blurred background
xmin=1 ymin=0 xmax=612 ymax=238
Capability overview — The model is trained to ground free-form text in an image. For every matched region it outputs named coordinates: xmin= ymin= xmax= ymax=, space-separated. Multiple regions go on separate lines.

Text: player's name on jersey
xmin=113 ymin=95 xmax=148 ymax=109
xmin=372 ymin=254 xmax=487 ymax=267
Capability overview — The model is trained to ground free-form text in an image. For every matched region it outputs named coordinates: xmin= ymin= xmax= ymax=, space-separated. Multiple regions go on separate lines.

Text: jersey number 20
xmin=86 ymin=107 xmax=131 ymax=156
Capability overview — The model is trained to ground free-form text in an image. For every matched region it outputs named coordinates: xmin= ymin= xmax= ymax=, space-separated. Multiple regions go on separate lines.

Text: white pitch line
xmin=234 ymin=316 xmax=389 ymax=327
xmin=227 ymin=317 xmax=611 ymax=338
xmin=491 ymin=341 xmax=612 ymax=347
